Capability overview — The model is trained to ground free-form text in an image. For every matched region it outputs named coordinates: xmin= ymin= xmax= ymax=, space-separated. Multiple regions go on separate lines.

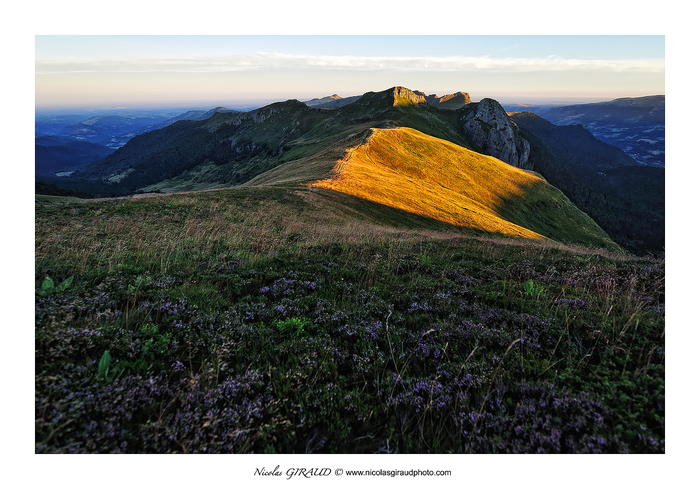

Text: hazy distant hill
xmin=35 ymin=136 xmax=115 ymax=175
xmin=35 ymin=108 xmax=242 ymax=150
xmin=35 ymin=114 xmax=93 ymax=136
xmin=105 ymin=107 xmax=241 ymax=148
xmin=56 ymin=114 xmax=174 ymax=147
xmin=526 ymin=96 xmax=665 ymax=167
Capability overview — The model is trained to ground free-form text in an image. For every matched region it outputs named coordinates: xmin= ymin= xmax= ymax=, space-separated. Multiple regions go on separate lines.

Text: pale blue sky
xmin=35 ymin=35 xmax=664 ymax=109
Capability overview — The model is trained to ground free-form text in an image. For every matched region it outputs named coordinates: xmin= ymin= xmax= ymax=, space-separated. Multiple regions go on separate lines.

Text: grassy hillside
xmin=308 ymin=127 xmax=618 ymax=250
xmin=35 ymin=187 xmax=663 ymax=453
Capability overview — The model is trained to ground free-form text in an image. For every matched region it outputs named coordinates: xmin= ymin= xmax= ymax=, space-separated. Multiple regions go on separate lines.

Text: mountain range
xmin=304 ymin=91 xmax=472 ymax=110
xmin=524 ymin=95 xmax=665 ymax=167
xmin=36 ymin=107 xmax=240 ymax=149
xmin=35 ymin=107 xmax=240 ymax=177
xmin=36 ymin=87 xmax=664 ymax=255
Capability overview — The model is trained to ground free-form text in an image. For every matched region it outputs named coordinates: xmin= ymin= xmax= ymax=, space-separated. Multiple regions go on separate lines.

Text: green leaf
xmin=98 ymin=350 xmax=125 ymax=382
xmin=41 ymin=276 xmax=55 ymax=292
xmin=98 ymin=350 xmax=112 ymax=380
xmin=56 ymin=275 xmax=74 ymax=292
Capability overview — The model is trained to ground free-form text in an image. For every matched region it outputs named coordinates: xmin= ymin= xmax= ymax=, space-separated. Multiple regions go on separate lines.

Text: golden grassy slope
xmin=309 ymin=127 xmax=613 ymax=246
xmin=309 ymin=127 xmax=548 ymax=239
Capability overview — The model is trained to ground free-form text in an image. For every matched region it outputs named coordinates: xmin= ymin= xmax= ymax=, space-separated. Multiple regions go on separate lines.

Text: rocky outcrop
xmin=386 ymin=88 xmax=472 ymax=109
xmin=315 ymin=88 xmax=472 ymax=110
xmin=461 ymin=98 xmax=531 ymax=169
xmin=426 ymin=92 xmax=472 ymax=109
xmin=386 ymin=86 xmax=428 ymax=106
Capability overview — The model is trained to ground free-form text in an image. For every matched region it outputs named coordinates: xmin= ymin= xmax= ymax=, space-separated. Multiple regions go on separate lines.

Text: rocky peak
xmin=461 ymin=98 xmax=531 ymax=169
xmin=386 ymin=86 xmax=428 ymax=106
xmin=426 ymin=92 xmax=472 ymax=109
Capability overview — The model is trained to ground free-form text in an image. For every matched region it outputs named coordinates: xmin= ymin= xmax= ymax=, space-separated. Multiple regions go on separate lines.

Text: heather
xmin=35 ymin=190 xmax=664 ymax=453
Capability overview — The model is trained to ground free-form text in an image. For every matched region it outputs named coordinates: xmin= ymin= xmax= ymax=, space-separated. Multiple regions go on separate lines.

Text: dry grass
xmin=310 ymin=128 xmax=545 ymax=238
xmin=35 ymin=187 xmax=476 ymax=275
xmin=308 ymin=128 xmax=613 ymax=249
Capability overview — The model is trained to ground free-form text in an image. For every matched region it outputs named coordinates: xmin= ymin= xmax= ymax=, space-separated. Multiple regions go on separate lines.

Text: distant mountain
xmin=35 ymin=136 xmax=115 ymax=175
xmin=57 ymin=114 xmax=174 ymax=147
xmin=303 ymin=94 xmax=362 ymax=108
xmin=44 ymin=86 xmax=663 ymax=253
xmin=304 ymin=90 xmax=471 ymax=110
xmin=424 ymin=91 xmax=472 ymax=109
xmin=35 ymin=114 xmax=93 ymax=136
xmin=35 ymin=108 xmax=242 ymax=150
xmin=62 ymin=87 xmax=485 ymax=197
xmin=525 ymin=95 xmax=665 ymax=167
xmin=105 ymin=107 xmax=241 ymax=148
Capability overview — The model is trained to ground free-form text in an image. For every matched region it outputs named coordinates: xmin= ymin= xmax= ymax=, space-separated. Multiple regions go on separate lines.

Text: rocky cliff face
xmin=387 ymin=86 xmax=428 ymax=106
xmin=462 ymin=98 xmax=531 ymax=169
xmin=387 ymin=88 xmax=472 ymax=109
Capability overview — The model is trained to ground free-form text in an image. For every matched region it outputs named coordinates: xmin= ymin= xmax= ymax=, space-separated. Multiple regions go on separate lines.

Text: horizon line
xmin=35 ymin=92 xmax=666 ymax=113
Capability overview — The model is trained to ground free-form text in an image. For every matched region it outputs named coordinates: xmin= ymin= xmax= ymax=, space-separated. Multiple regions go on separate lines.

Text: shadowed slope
xmin=309 ymin=127 xmax=618 ymax=249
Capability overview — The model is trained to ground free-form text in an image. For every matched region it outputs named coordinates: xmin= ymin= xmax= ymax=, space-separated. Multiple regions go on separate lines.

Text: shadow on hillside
xmin=492 ymin=179 xmax=622 ymax=253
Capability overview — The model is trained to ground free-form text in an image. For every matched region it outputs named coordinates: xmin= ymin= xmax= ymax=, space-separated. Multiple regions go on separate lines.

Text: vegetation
xmin=35 ymin=136 xmax=115 ymax=176
xmin=35 ymin=187 xmax=664 ymax=453
xmin=35 ymin=180 xmax=94 ymax=200
xmin=34 ymin=89 xmax=664 ymax=454
xmin=309 ymin=127 xmax=618 ymax=250
xmin=510 ymin=112 xmax=664 ymax=255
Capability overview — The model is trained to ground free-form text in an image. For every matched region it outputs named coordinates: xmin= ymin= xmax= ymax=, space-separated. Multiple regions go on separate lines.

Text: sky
xmin=35 ymin=35 xmax=665 ymax=110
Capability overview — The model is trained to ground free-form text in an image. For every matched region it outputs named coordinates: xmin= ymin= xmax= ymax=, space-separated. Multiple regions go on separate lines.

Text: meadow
xmin=35 ymin=187 xmax=664 ymax=453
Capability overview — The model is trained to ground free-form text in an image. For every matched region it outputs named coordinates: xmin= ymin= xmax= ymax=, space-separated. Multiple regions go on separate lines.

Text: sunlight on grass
xmin=309 ymin=128 xmax=594 ymax=243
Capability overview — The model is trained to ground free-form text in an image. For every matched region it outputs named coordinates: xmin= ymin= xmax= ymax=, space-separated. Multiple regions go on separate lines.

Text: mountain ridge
xmin=37 ymin=86 xmax=662 ymax=253
xmin=304 ymin=88 xmax=471 ymax=110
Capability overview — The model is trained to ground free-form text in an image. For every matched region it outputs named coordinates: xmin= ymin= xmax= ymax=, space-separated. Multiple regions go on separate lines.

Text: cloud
xmin=35 ymin=53 xmax=665 ymax=75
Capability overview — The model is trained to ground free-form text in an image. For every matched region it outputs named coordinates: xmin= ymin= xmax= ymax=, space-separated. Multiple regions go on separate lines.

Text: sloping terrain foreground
xmin=308 ymin=127 xmax=618 ymax=251
xmin=35 ymin=185 xmax=664 ymax=454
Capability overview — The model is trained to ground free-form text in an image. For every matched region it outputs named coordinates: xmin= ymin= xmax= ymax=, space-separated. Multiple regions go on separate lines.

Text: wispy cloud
xmin=36 ymin=52 xmax=664 ymax=75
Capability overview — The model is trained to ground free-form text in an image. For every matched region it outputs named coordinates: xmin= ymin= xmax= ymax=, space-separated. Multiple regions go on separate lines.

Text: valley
xmin=519 ymin=96 xmax=665 ymax=168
